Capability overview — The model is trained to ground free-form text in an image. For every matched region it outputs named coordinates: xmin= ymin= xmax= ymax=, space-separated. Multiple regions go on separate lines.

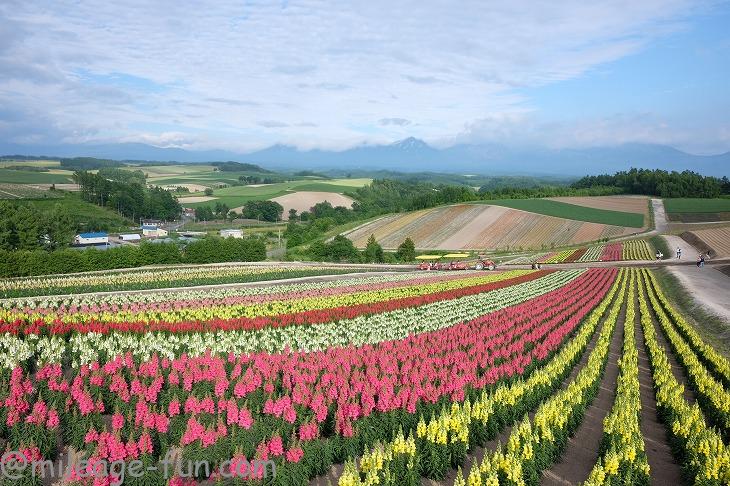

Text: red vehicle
xmin=473 ymin=257 xmax=496 ymax=271
xmin=417 ymin=261 xmax=443 ymax=270
xmin=447 ymin=261 xmax=469 ymax=270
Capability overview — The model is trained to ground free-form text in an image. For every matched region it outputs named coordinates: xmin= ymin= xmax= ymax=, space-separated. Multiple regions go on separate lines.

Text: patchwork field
xmin=346 ymin=203 xmax=641 ymax=250
xmin=0 ymin=183 xmax=62 ymax=199
xmin=681 ymin=226 xmax=730 ymax=257
xmin=2 ymin=265 xmax=727 ymax=485
xmin=479 ymin=198 xmax=646 ymax=228
xmin=183 ymin=178 xmax=370 ymax=209
xmin=548 ymin=195 xmax=649 ymax=220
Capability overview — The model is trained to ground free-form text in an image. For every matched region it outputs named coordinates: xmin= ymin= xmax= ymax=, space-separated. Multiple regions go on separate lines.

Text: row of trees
xmin=0 ymin=237 xmax=266 ymax=277
xmin=0 ymin=202 xmax=74 ymax=251
xmin=74 ymin=171 xmax=181 ymax=221
xmin=572 ymin=169 xmax=730 ymax=198
xmin=194 ymin=200 xmax=284 ymax=222
xmin=305 ymin=234 xmax=415 ymax=263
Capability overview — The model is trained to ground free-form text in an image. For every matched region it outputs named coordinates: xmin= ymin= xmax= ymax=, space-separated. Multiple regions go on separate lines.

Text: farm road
xmin=666 ymin=264 xmax=730 ymax=322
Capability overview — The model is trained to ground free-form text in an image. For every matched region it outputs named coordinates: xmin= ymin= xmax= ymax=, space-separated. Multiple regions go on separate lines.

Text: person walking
xmin=677 ymin=247 xmax=682 ymax=259
xmin=700 ymin=253 xmax=706 ymax=267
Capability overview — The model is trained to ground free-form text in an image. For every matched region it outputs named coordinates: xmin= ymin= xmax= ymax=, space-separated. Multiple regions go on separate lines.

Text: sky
xmin=1 ymin=0 xmax=729 ymax=154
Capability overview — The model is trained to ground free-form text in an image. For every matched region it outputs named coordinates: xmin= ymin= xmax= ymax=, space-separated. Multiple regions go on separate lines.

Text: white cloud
xmin=0 ymin=0 xmax=716 ymax=152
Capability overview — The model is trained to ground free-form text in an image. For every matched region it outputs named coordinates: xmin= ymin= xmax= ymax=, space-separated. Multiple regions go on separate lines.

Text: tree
xmin=396 ymin=237 xmax=416 ymax=262
xmin=241 ymin=200 xmax=283 ymax=222
xmin=288 ymin=208 xmax=298 ymax=220
xmin=195 ymin=206 xmax=214 ymax=221
xmin=204 ymin=188 xmax=214 ymax=196
xmin=363 ymin=234 xmax=384 ymax=263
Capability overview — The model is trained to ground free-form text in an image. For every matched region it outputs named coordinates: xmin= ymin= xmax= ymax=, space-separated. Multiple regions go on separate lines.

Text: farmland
xmin=664 ymin=198 xmax=730 ymax=222
xmin=508 ymin=239 xmax=654 ymax=264
xmin=479 ymin=198 xmax=646 ymax=228
xmin=681 ymin=227 xmax=730 ymax=257
xmin=182 ymin=178 xmax=370 ymax=209
xmin=345 ymin=204 xmax=642 ymax=251
xmin=1 ymin=263 xmax=728 ymax=485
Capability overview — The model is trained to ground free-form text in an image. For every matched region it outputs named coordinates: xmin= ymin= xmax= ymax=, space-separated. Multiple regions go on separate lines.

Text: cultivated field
xmin=346 ymin=204 xmax=641 ymax=250
xmin=681 ymin=227 xmax=730 ymax=257
xmin=269 ymin=191 xmax=354 ymax=219
xmin=2 ymin=265 xmax=728 ymax=485
xmin=664 ymin=198 xmax=730 ymax=222
xmin=0 ymin=183 xmax=62 ymax=199
xmin=548 ymin=195 xmax=649 ymax=220
xmin=183 ymin=178 xmax=370 ymax=209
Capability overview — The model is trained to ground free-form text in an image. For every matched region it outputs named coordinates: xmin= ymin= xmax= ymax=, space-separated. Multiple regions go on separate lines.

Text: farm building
xmin=119 ymin=233 xmax=141 ymax=242
xmin=141 ymin=225 xmax=168 ymax=238
xmin=220 ymin=229 xmax=244 ymax=239
xmin=74 ymin=232 xmax=108 ymax=245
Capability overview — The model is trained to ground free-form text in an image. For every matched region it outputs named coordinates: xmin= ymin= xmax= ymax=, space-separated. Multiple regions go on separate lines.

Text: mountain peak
xmin=391 ymin=137 xmax=429 ymax=150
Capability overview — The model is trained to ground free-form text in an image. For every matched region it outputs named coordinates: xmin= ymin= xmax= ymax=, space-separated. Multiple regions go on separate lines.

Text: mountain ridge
xmin=0 ymin=139 xmax=727 ymax=177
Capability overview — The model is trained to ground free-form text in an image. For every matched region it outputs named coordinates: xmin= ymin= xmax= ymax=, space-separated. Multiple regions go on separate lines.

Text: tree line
xmin=571 ymin=168 xmax=730 ymax=198
xmin=74 ymin=170 xmax=181 ymax=221
xmin=0 ymin=237 xmax=266 ymax=277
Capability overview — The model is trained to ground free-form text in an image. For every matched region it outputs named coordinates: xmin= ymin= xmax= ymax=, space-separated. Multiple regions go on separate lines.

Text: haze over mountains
xmin=1 ymin=138 xmax=727 ymax=177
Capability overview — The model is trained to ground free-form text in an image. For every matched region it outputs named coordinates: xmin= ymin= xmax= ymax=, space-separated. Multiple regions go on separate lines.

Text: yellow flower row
xmin=641 ymin=270 xmax=730 ymax=433
xmin=339 ymin=269 xmax=627 ymax=486
xmin=644 ymin=271 xmax=730 ymax=386
xmin=583 ymin=274 xmax=650 ymax=485
xmin=638 ymin=269 xmax=730 ymax=484
xmin=1 ymin=271 xmax=530 ymax=325
xmin=339 ymin=429 xmax=417 ymax=486
xmin=544 ymin=250 xmax=575 ymax=264
xmin=622 ymin=240 xmax=652 ymax=261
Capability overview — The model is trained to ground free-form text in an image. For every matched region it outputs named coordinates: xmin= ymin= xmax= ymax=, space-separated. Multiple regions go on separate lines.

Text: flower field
xmin=0 ymin=264 xmax=375 ymax=298
xmin=0 ymin=264 xmax=727 ymax=485
xmin=510 ymin=240 xmax=654 ymax=264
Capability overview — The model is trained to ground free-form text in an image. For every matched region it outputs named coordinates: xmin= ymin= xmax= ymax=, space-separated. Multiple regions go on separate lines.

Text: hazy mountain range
xmin=1 ymin=138 xmax=728 ymax=177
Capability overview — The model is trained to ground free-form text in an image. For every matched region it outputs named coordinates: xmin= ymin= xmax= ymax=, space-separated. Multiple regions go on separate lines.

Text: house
xmin=119 ymin=233 xmax=141 ymax=242
xmin=182 ymin=207 xmax=196 ymax=217
xmin=74 ymin=232 xmax=108 ymax=245
xmin=220 ymin=229 xmax=243 ymax=239
xmin=141 ymin=225 xmax=168 ymax=238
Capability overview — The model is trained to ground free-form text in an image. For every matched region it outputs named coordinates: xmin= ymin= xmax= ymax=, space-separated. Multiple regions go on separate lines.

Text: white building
xmin=74 ymin=232 xmax=109 ymax=245
xmin=141 ymin=225 xmax=168 ymax=238
xmin=119 ymin=233 xmax=142 ymax=242
xmin=220 ymin=229 xmax=243 ymax=239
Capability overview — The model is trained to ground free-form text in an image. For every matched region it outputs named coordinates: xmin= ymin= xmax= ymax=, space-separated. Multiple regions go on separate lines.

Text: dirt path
xmin=634 ymin=295 xmax=685 ymax=485
xmin=541 ymin=291 xmax=625 ymax=485
xmin=651 ymin=198 xmax=668 ymax=234
xmin=665 ymin=264 xmax=730 ymax=322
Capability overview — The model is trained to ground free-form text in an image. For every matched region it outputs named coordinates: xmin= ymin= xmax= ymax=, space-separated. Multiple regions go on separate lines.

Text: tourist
xmin=677 ymin=247 xmax=682 ymax=259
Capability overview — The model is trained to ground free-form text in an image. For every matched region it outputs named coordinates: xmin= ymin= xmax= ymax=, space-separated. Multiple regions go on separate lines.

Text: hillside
xmin=345 ymin=203 xmax=643 ymax=251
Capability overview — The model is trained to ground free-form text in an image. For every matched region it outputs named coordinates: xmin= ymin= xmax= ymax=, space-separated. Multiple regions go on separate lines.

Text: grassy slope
xmin=476 ymin=198 xmax=645 ymax=228
xmin=0 ymin=168 xmax=73 ymax=184
xmin=663 ymin=198 xmax=730 ymax=213
xmin=15 ymin=192 xmax=133 ymax=231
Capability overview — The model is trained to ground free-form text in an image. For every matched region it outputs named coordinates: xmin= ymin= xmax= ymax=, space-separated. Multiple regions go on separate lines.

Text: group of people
xmin=675 ymin=246 xmax=711 ymax=268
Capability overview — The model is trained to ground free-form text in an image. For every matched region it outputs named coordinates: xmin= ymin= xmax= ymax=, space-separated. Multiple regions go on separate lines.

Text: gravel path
xmin=666 ymin=263 xmax=730 ymax=322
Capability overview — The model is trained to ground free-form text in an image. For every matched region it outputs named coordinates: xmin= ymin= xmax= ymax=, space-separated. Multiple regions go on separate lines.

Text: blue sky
xmin=0 ymin=0 xmax=728 ymax=154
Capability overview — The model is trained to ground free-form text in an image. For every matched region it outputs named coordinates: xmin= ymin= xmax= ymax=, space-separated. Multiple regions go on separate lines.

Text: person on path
xmin=677 ymin=247 xmax=682 ymax=259
xmin=700 ymin=254 xmax=706 ymax=267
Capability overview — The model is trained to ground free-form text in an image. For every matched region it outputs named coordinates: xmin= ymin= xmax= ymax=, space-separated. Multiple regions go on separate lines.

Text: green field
xmin=477 ymin=198 xmax=645 ymax=228
xmin=183 ymin=178 xmax=371 ymax=208
xmin=0 ymin=159 xmax=61 ymax=168
xmin=0 ymin=168 xmax=73 ymax=184
xmin=0 ymin=183 xmax=62 ymax=200
xmin=663 ymin=198 xmax=730 ymax=213
xmin=14 ymin=193 xmax=133 ymax=231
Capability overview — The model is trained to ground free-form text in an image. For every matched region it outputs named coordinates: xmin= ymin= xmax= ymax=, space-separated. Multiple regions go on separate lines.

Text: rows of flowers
xmin=600 ymin=243 xmax=623 ymax=262
xmin=0 ymin=264 xmax=370 ymax=298
xmin=641 ymin=270 xmax=730 ymax=438
xmin=338 ymin=269 xmax=624 ymax=485
xmin=622 ymin=240 xmax=652 ymax=261
xmin=583 ymin=273 xmax=650 ymax=485
xmin=0 ymin=269 xmax=618 ymax=486
xmin=644 ymin=271 xmax=730 ymax=388
xmin=1 ymin=271 xmax=582 ymax=369
xmin=578 ymin=245 xmax=605 ymax=263
xmin=456 ymin=267 xmax=627 ymax=485
xmin=637 ymin=269 xmax=730 ymax=484
xmin=0 ymin=271 xmax=532 ymax=329
xmin=2 ymin=271 xmax=463 ymax=314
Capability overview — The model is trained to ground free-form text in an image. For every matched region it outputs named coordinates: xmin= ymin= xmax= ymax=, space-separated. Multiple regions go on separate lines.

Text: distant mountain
xmin=1 ymin=139 xmax=727 ymax=177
